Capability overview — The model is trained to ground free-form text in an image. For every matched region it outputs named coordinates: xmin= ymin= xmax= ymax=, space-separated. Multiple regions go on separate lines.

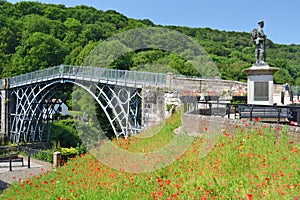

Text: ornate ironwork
xmin=7 ymin=65 xmax=148 ymax=144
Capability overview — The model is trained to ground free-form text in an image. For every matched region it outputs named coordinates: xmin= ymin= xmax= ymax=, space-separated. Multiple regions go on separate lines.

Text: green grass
xmin=1 ymin=111 xmax=299 ymax=199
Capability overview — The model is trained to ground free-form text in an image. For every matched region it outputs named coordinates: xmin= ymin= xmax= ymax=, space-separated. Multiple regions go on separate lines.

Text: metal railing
xmin=9 ymin=65 xmax=167 ymax=88
xmin=194 ymin=100 xmax=300 ymax=125
xmin=291 ymin=86 xmax=300 ymax=95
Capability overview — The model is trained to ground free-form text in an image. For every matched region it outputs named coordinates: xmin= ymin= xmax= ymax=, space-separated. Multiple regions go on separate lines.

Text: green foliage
xmin=50 ymin=119 xmax=81 ymax=148
xmin=60 ymin=147 xmax=77 ymax=155
xmin=295 ymin=77 xmax=300 ymax=86
xmin=30 ymin=145 xmax=87 ymax=163
xmin=32 ymin=149 xmax=53 ymax=163
xmin=76 ymin=143 xmax=88 ymax=155
xmin=274 ymin=68 xmax=293 ymax=84
xmin=71 ymin=86 xmax=114 ymax=138
xmin=3 ymin=32 xmax=67 ymax=77
xmin=166 ymin=104 xmax=177 ymax=114
xmin=59 ymin=146 xmax=88 ymax=163
xmin=0 ymin=1 xmax=299 ymax=85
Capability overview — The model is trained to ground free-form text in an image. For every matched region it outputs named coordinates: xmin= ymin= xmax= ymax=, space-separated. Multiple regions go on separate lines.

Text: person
xmin=285 ymin=83 xmax=290 ymax=96
xmin=72 ymin=66 xmax=78 ymax=74
xmin=254 ymin=20 xmax=267 ymax=64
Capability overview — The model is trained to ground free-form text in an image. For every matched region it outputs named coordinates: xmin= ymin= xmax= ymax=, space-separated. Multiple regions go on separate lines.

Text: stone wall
xmin=141 ymin=76 xmax=251 ymax=130
xmin=166 ymin=74 xmax=288 ymax=99
xmin=274 ymin=84 xmax=285 ymax=94
xmin=182 ymin=112 xmax=300 ymax=143
xmin=166 ymin=74 xmax=247 ymax=98
xmin=142 ymin=86 xmax=166 ymax=129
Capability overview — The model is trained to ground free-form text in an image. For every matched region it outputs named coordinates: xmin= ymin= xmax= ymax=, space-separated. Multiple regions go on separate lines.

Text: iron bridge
xmin=6 ymin=65 xmax=166 ymax=144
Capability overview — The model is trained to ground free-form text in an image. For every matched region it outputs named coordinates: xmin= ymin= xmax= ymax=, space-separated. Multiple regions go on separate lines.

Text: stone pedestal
xmin=243 ymin=64 xmax=278 ymax=105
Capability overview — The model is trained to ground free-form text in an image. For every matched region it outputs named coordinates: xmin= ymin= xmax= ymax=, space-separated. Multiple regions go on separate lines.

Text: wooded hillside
xmin=1 ymin=1 xmax=300 ymax=84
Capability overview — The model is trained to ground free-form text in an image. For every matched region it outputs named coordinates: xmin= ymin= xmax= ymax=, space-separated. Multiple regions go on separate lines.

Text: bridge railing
xmin=9 ymin=65 xmax=166 ymax=88
xmin=75 ymin=66 xmax=166 ymax=86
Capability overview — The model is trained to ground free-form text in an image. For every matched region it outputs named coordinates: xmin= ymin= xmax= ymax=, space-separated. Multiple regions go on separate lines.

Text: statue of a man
xmin=252 ymin=20 xmax=267 ymax=64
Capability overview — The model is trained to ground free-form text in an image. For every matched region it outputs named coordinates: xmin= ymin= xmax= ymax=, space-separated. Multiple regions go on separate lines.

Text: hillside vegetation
xmin=1 ymin=1 xmax=300 ymax=84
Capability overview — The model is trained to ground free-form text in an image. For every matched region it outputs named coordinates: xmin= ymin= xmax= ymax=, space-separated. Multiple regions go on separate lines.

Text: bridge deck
xmin=8 ymin=65 xmax=166 ymax=88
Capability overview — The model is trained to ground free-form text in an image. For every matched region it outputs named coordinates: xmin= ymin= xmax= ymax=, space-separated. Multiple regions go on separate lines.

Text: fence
xmin=9 ymin=65 xmax=167 ymax=88
xmin=291 ymin=86 xmax=300 ymax=95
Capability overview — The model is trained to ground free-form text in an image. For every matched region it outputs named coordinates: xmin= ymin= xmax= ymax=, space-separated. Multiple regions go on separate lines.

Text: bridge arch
xmin=9 ymin=78 xmax=141 ymax=144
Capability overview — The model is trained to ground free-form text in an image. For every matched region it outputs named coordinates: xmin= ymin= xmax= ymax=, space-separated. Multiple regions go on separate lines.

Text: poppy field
xmin=1 ymin=111 xmax=299 ymax=199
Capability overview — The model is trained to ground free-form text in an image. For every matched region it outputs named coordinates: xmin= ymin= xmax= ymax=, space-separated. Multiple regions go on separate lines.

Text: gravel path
xmin=0 ymin=156 xmax=52 ymax=193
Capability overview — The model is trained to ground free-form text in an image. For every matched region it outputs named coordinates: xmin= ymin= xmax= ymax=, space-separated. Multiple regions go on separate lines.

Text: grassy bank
xmin=2 ymin=111 xmax=299 ymax=199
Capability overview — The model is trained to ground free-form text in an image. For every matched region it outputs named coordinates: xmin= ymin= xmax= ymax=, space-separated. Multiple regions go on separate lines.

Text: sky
xmin=7 ymin=0 xmax=300 ymax=45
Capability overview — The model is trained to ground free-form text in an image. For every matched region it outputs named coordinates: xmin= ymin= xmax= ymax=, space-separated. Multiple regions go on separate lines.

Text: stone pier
xmin=0 ymin=79 xmax=8 ymax=142
xmin=142 ymin=86 xmax=166 ymax=129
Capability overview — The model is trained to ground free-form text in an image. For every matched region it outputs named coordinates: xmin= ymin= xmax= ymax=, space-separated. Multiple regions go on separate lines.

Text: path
xmin=0 ymin=156 xmax=52 ymax=193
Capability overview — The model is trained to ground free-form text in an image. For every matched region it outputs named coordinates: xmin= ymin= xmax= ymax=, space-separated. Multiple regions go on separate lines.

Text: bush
xmin=60 ymin=147 xmax=78 ymax=163
xmin=33 ymin=149 xmax=53 ymax=163
xmin=51 ymin=119 xmax=81 ymax=148
xmin=60 ymin=147 xmax=77 ymax=156
xmin=76 ymin=143 xmax=88 ymax=155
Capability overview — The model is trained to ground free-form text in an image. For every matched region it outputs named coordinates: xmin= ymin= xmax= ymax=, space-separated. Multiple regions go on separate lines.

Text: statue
xmin=251 ymin=20 xmax=267 ymax=64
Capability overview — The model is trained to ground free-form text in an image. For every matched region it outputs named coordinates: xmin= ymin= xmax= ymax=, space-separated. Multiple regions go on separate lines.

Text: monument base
xmin=243 ymin=64 xmax=278 ymax=105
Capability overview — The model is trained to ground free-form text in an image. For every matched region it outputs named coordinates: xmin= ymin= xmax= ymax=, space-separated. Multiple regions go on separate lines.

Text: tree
xmin=51 ymin=119 xmax=80 ymax=148
xmin=71 ymin=87 xmax=113 ymax=137
xmin=14 ymin=1 xmax=43 ymax=16
xmin=294 ymin=77 xmax=300 ymax=86
xmin=43 ymin=4 xmax=67 ymax=21
xmin=72 ymin=41 xmax=99 ymax=65
xmin=4 ymin=32 xmax=67 ymax=76
xmin=20 ymin=14 xmax=53 ymax=37
xmin=274 ymin=69 xmax=293 ymax=84
xmin=64 ymin=17 xmax=82 ymax=33
xmin=0 ymin=27 xmax=18 ymax=54
xmin=78 ymin=23 xmax=104 ymax=45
